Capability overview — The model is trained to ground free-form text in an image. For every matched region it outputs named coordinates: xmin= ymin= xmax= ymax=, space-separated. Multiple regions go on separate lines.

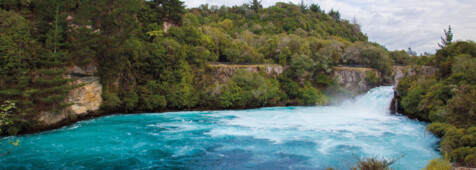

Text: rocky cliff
xmin=207 ymin=64 xmax=284 ymax=83
xmin=332 ymin=65 xmax=437 ymax=96
xmin=332 ymin=67 xmax=381 ymax=96
xmin=38 ymin=65 xmax=103 ymax=128
xmin=391 ymin=65 xmax=437 ymax=86
xmin=34 ymin=64 xmax=433 ymax=131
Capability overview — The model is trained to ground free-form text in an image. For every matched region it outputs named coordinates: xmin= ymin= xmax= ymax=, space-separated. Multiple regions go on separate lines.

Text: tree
xmin=329 ymin=9 xmax=340 ymax=22
xmin=310 ymin=4 xmax=321 ymax=13
xmin=298 ymin=0 xmax=307 ymax=13
xmin=0 ymin=101 xmax=15 ymax=134
xmin=249 ymin=0 xmax=262 ymax=13
xmin=407 ymin=47 xmax=417 ymax=56
xmin=438 ymin=25 xmax=453 ymax=48
xmin=152 ymin=0 xmax=185 ymax=23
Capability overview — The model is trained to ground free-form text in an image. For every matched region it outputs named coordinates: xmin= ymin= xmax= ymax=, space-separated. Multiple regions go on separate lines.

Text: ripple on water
xmin=0 ymin=86 xmax=440 ymax=169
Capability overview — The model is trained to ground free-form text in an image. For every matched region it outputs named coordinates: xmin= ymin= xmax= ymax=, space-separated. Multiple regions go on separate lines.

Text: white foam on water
xmin=207 ymin=86 xmax=429 ymax=156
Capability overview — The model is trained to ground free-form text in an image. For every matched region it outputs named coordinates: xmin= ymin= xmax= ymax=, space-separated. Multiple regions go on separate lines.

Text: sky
xmin=182 ymin=0 xmax=476 ymax=54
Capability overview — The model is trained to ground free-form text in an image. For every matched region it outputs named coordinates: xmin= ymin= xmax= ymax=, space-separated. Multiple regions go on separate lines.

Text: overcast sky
xmin=182 ymin=0 xmax=476 ymax=54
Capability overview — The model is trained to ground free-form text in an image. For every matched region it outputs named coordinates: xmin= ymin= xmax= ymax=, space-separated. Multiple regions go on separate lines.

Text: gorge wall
xmin=207 ymin=64 xmax=284 ymax=83
xmin=332 ymin=67 xmax=380 ymax=96
xmin=391 ymin=65 xmax=438 ymax=86
xmin=38 ymin=65 xmax=103 ymax=129
xmin=35 ymin=64 xmax=433 ymax=131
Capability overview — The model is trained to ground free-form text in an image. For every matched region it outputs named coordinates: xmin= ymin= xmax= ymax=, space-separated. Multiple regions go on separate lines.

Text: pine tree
xmin=152 ymin=0 xmax=185 ymax=24
xmin=329 ymin=9 xmax=340 ymax=22
xmin=310 ymin=4 xmax=321 ymax=13
xmin=250 ymin=0 xmax=262 ymax=13
xmin=438 ymin=25 xmax=453 ymax=48
xmin=299 ymin=0 xmax=307 ymax=13
xmin=32 ymin=3 xmax=75 ymax=113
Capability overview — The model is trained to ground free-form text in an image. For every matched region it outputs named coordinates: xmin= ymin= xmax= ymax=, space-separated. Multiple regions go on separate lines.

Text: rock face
xmin=163 ymin=21 xmax=178 ymax=33
xmin=207 ymin=64 xmax=284 ymax=83
xmin=391 ymin=65 xmax=437 ymax=86
xmin=37 ymin=64 xmax=433 ymax=127
xmin=39 ymin=65 xmax=102 ymax=127
xmin=332 ymin=66 xmax=437 ymax=96
xmin=66 ymin=77 xmax=102 ymax=116
xmin=332 ymin=67 xmax=380 ymax=96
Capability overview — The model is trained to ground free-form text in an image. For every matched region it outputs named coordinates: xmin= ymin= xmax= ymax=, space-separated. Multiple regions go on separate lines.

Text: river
xmin=0 ymin=86 xmax=440 ymax=169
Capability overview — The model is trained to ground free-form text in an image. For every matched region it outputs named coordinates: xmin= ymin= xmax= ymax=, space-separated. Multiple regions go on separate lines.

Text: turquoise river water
xmin=0 ymin=86 xmax=440 ymax=169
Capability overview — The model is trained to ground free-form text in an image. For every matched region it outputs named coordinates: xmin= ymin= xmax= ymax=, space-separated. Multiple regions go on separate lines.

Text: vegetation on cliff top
xmin=396 ymin=27 xmax=476 ymax=167
xmin=1 ymin=0 xmax=425 ymax=135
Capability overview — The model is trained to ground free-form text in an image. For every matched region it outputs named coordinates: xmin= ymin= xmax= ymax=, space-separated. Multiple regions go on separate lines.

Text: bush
xmin=143 ymin=94 xmax=167 ymax=111
xmin=297 ymin=82 xmax=327 ymax=105
xmin=123 ymin=92 xmax=139 ymax=112
xmin=365 ymin=70 xmax=381 ymax=86
xmin=440 ymin=127 xmax=464 ymax=153
xmin=427 ymin=123 xmax=453 ymax=137
xmin=461 ymin=127 xmax=476 ymax=147
xmin=350 ymin=154 xmax=403 ymax=170
xmin=450 ymin=147 xmax=476 ymax=166
xmin=314 ymin=73 xmax=334 ymax=87
xmin=424 ymin=157 xmax=451 ymax=170
xmin=102 ymin=92 xmax=122 ymax=111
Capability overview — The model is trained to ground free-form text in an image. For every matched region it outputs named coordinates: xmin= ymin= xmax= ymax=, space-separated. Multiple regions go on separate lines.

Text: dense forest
xmin=1 ymin=0 xmax=475 ymax=168
xmin=0 ymin=0 xmax=411 ymax=135
xmin=396 ymin=30 xmax=476 ymax=167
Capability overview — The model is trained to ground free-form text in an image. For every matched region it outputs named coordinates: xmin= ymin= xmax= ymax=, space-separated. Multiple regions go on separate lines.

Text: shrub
xmin=143 ymin=95 xmax=167 ymax=111
xmin=350 ymin=154 xmax=403 ymax=170
xmin=424 ymin=157 xmax=451 ymax=170
xmin=440 ymin=127 xmax=464 ymax=153
xmin=123 ymin=91 xmax=139 ymax=112
xmin=297 ymin=82 xmax=327 ymax=105
xmin=450 ymin=147 xmax=476 ymax=166
xmin=365 ymin=70 xmax=381 ymax=86
xmin=427 ymin=123 xmax=453 ymax=137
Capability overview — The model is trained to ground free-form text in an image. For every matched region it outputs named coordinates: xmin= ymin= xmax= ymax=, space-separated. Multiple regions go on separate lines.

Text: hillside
xmin=1 ymin=0 xmax=420 ymax=135
xmin=395 ymin=41 xmax=476 ymax=167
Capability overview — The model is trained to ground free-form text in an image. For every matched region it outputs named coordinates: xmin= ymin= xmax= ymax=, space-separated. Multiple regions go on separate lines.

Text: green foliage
xmin=390 ymin=50 xmax=411 ymax=65
xmin=450 ymin=147 xmax=476 ymax=167
xmin=219 ymin=70 xmax=282 ymax=108
xmin=350 ymin=154 xmax=403 ymax=170
xmin=309 ymin=4 xmax=321 ymax=13
xmin=397 ymin=40 xmax=476 ymax=167
xmin=438 ymin=26 xmax=453 ymax=49
xmin=365 ymin=70 xmax=381 ymax=86
xmin=435 ymin=41 xmax=476 ymax=78
xmin=123 ymin=92 xmax=139 ymax=112
xmin=359 ymin=46 xmax=392 ymax=80
xmin=297 ymin=82 xmax=327 ymax=106
xmin=102 ymin=92 xmax=122 ymax=111
xmin=278 ymin=74 xmax=300 ymax=100
xmin=1 ymin=0 xmax=396 ymax=135
xmin=290 ymin=54 xmax=316 ymax=79
xmin=314 ymin=73 xmax=334 ymax=87
xmin=424 ymin=157 xmax=451 ymax=170
xmin=143 ymin=95 xmax=167 ymax=111
xmin=0 ymin=101 xmax=15 ymax=134
xmin=427 ymin=123 xmax=454 ymax=137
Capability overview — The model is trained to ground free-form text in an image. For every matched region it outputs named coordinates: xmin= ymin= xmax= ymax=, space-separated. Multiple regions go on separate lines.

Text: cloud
xmin=182 ymin=0 xmax=476 ymax=53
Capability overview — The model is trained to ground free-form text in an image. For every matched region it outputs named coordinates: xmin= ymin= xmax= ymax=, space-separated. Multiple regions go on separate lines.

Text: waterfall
xmin=0 ymin=86 xmax=440 ymax=170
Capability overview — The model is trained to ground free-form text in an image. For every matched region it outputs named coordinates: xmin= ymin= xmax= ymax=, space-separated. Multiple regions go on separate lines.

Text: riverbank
xmin=0 ymin=86 xmax=440 ymax=169
xmin=10 ymin=64 xmax=437 ymax=136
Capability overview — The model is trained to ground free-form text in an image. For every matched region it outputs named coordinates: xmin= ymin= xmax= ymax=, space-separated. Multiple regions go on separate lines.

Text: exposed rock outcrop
xmin=39 ymin=65 xmax=102 ymax=127
xmin=163 ymin=21 xmax=178 ymax=33
xmin=332 ymin=67 xmax=380 ymax=96
xmin=391 ymin=65 xmax=437 ymax=86
xmin=36 ymin=64 xmax=433 ymax=130
xmin=207 ymin=64 xmax=284 ymax=83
